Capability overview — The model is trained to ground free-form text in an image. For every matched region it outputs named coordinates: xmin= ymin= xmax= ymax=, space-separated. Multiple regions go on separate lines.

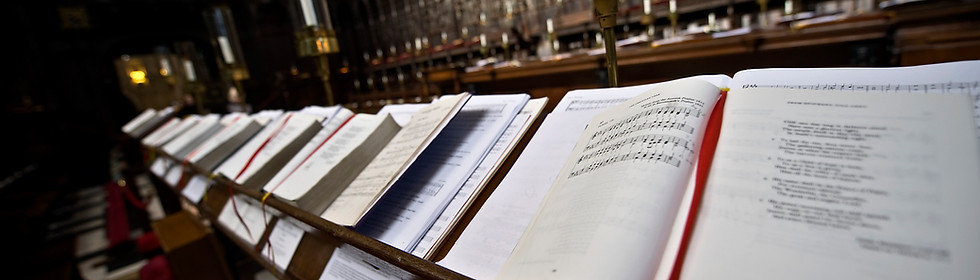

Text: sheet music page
xmin=234 ymin=114 xmax=320 ymax=184
xmin=161 ymin=114 xmax=221 ymax=159
xmin=412 ymin=98 xmax=548 ymax=259
xmin=131 ymin=106 xmax=174 ymax=137
xmin=180 ymin=174 xmax=210 ymax=203
xmin=263 ymin=110 xmax=356 ymax=194
xmin=436 ymin=91 xmax=646 ymax=279
xmin=216 ymin=195 xmax=277 ymax=245
xmin=186 ymin=116 xmax=257 ymax=170
xmin=439 ymin=77 xmax=725 ymax=279
xmin=149 ymin=116 xmax=200 ymax=148
xmin=149 ymin=157 xmax=170 ymax=177
xmin=297 ymin=104 xmax=342 ymax=121
xmin=497 ymin=79 xmax=720 ymax=279
xmin=320 ymin=93 xmax=470 ymax=226
xmin=268 ymin=114 xmax=394 ymax=201
xmin=435 ymin=112 xmax=590 ymax=279
xmin=141 ymin=118 xmax=180 ymax=146
xmin=319 ymin=244 xmax=414 ymax=280
xmin=216 ymin=113 xmax=291 ymax=181
xmin=355 ymin=94 xmax=529 ymax=251
xmin=730 ymin=60 xmax=980 ymax=135
xmin=122 ymin=108 xmax=156 ymax=134
xmin=552 ymin=75 xmax=730 ymax=114
xmin=261 ymin=217 xmax=307 ymax=271
xmin=251 ymin=110 xmax=284 ymax=125
xmin=377 ymin=103 xmax=430 ymax=126
xmin=683 ymin=88 xmax=980 ymax=280
xmin=163 ymin=164 xmax=184 ymax=187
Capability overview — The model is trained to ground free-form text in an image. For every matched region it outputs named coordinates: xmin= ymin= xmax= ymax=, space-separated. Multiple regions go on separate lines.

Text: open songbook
xmin=122 ymin=106 xmax=174 ymax=138
xmin=440 ymin=60 xmax=980 ymax=279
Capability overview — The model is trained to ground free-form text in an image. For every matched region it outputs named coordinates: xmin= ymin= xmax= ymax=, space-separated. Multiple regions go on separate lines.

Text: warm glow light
xmin=129 ymin=70 xmax=147 ymax=84
xmin=159 ymin=68 xmax=169 ymax=76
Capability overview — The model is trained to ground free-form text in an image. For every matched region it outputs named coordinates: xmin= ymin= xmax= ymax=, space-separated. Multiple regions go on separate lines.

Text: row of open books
xmin=123 ymin=60 xmax=980 ymax=280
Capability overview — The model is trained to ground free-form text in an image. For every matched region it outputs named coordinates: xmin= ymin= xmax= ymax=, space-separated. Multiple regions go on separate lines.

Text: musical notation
xmin=576 ymin=133 xmax=692 ymax=162
xmin=568 ymin=143 xmax=690 ymax=178
xmin=743 ymin=81 xmax=980 ymax=135
xmin=740 ymin=81 xmax=980 ymax=95
xmin=568 ymin=102 xmax=704 ymax=178
xmin=591 ymin=105 xmax=702 ymax=139
xmin=565 ymin=98 xmax=632 ymax=112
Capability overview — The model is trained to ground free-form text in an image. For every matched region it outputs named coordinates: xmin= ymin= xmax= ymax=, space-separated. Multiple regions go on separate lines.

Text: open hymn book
xmin=461 ymin=60 xmax=980 ymax=280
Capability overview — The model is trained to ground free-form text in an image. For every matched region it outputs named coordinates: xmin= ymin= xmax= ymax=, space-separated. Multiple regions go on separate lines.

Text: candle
xmin=480 ymin=33 xmax=487 ymax=47
xmin=502 ymin=32 xmax=509 ymax=45
xmin=299 ymin=0 xmax=317 ymax=27
xmin=546 ymin=18 xmax=554 ymax=34
xmin=183 ymin=59 xmax=197 ymax=82
xmin=644 ymin=0 xmax=652 ymax=15
xmin=217 ymin=36 xmax=235 ymax=64
xmin=670 ymin=0 xmax=677 ymax=14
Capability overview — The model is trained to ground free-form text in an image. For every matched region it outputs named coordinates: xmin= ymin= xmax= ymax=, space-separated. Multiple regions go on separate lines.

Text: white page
xmin=412 ymin=98 xmax=547 ymax=259
xmin=319 ymin=244 xmax=414 ymax=280
xmin=149 ymin=157 xmax=169 ymax=177
xmin=683 ymin=88 xmax=980 ymax=280
xmin=163 ymin=164 xmax=184 ymax=187
xmin=355 ymin=94 xmax=528 ymax=251
xmin=262 ymin=110 xmax=356 ymax=194
xmin=652 ymin=168 xmax=698 ymax=280
xmin=122 ymin=108 xmax=157 ymax=134
xmin=141 ymin=118 xmax=181 ymax=146
xmin=161 ymin=114 xmax=221 ymax=158
xmin=437 ymin=115 xmax=629 ymax=278
xmin=180 ymin=174 xmax=210 ymax=204
xmin=251 ymin=110 xmax=285 ymax=125
xmin=215 ymin=113 xmax=320 ymax=185
xmin=217 ymin=194 xmax=277 ymax=245
xmin=377 ymin=103 xmax=430 ymax=126
xmin=233 ymin=114 xmax=320 ymax=184
xmin=321 ymin=93 xmax=470 ymax=226
xmin=438 ymin=80 xmax=714 ymax=279
xmin=730 ymin=60 xmax=980 ymax=135
xmin=267 ymin=114 xmax=395 ymax=203
xmin=298 ymin=105 xmax=342 ymax=120
xmin=497 ymin=79 xmax=721 ymax=279
xmin=217 ymin=113 xmax=293 ymax=181
xmin=261 ymin=217 xmax=307 ymax=271
xmin=148 ymin=116 xmax=200 ymax=148
xmin=552 ymin=75 xmax=730 ymax=113
xmin=129 ymin=106 xmax=175 ymax=137
xmin=185 ymin=115 xmax=253 ymax=168
xmin=436 ymin=113 xmax=595 ymax=280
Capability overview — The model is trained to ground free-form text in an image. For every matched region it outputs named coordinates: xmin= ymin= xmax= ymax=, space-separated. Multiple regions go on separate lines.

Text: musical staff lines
xmin=565 ymin=98 xmax=632 ymax=112
xmin=591 ymin=105 xmax=703 ymax=140
xmin=567 ymin=102 xmax=705 ymax=179
xmin=740 ymin=81 xmax=980 ymax=95
xmin=569 ymin=133 xmax=693 ymax=178
xmin=743 ymin=81 xmax=980 ymax=135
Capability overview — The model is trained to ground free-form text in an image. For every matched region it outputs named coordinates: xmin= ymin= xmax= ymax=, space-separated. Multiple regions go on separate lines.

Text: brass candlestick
xmin=296 ymin=25 xmax=339 ymax=105
xmin=669 ymin=0 xmax=679 ymax=38
xmin=594 ymin=0 xmax=619 ymax=87
xmin=757 ymin=0 xmax=770 ymax=27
